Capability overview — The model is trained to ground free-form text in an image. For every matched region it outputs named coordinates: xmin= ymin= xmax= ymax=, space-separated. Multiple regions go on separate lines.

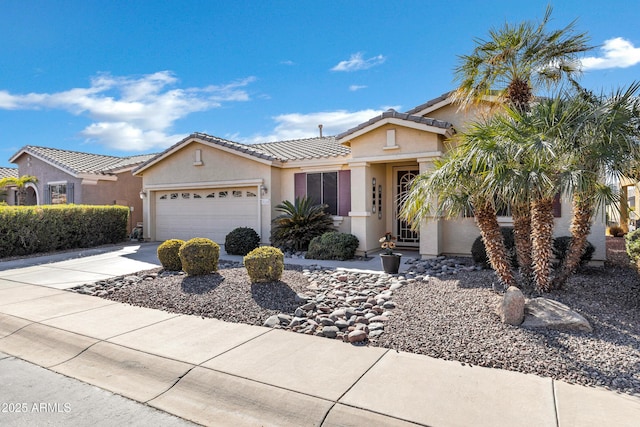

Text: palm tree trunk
xmin=474 ymin=201 xmax=516 ymax=287
xmin=511 ymin=202 xmax=534 ymax=285
xmin=553 ymin=195 xmax=593 ymax=289
xmin=531 ymin=197 xmax=555 ymax=292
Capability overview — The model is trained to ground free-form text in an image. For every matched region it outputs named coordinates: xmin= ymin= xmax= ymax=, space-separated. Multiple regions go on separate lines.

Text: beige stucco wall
xmin=348 ymin=124 xmax=443 ymax=159
xmin=139 ymin=141 xmax=276 ymax=244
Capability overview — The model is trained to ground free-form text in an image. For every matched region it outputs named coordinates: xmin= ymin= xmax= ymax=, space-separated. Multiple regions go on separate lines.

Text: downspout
xmin=257 ymin=184 xmax=263 ymax=243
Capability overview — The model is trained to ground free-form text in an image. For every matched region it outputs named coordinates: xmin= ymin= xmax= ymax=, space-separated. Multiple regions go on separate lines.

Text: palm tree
xmin=553 ymin=83 xmax=640 ymax=288
xmin=401 ymin=144 xmax=517 ymax=288
xmin=451 ymin=6 xmax=591 ymax=288
xmin=0 ymin=175 xmax=38 ymax=206
xmin=453 ymin=5 xmax=591 ymax=112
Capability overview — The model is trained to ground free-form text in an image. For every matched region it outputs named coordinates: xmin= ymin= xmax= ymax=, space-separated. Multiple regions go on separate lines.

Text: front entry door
xmin=395 ymin=169 xmax=419 ymax=246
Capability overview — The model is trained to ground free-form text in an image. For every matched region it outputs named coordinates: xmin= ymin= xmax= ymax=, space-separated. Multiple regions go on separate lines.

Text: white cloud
xmin=349 ymin=85 xmax=367 ymax=92
xmin=331 ymin=53 xmax=386 ymax=72
xmin=280 ymin=60 xmax=296 ymax=66
xmin=240 ymin=108 xmax=386 ymax=143
xmin=0 ymin=71 xmax=255 ymax=151
xmin=582 ymin=37 xmax=640 ymax=70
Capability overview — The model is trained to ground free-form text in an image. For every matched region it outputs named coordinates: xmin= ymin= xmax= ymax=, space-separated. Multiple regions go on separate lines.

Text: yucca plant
xmin=270 ymin=197 xmax=335 ymax=252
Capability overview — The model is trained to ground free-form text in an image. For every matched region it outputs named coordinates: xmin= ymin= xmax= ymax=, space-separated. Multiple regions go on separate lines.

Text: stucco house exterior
xmin=8 ymin=146 xmax=156 ymax=226
xmin=133 ymin=92 xmax=606 ymax=262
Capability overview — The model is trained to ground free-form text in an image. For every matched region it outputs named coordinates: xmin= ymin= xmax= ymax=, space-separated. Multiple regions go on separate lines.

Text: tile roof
xmin=12 ymin=146 xmax=156 ymax=175
xmin=0 ymin=167 xmax=18 ymax=179
xmin=404 ymin=91 xmax=453 ymax=115
xmin=192 ymin=132 xmax=349 ymax=161
xmin=336 ymin=108 xmax=453 ymax=140
xmin=253 ymin=136 xmax=350 ymax=161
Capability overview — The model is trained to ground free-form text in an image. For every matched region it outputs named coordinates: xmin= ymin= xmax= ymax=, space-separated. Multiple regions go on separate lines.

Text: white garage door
xmin=155 ymin=188 xmax=259 ymax=243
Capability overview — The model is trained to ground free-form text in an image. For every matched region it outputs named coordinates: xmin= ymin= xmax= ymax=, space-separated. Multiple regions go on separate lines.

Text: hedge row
xmin=0 ymin=205 xmax=129 ymax=258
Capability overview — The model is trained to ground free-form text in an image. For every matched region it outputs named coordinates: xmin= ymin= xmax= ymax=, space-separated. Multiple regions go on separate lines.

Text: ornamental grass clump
xmin=243 ymin=246 xmax=284 ymax=283
xmin=179 ymin=237 xmax=220 ymax=276
xmin=157 ymin=239 xmax=185 ymax=271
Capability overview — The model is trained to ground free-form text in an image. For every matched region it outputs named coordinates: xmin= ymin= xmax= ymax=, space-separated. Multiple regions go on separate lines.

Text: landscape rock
xmin=348 ymin=330 xmax=367 ymax=343
xmin=522 ymin=298 xmax=593 ymax=333
xmin=498 ymin=286 xmax=525 ymax=325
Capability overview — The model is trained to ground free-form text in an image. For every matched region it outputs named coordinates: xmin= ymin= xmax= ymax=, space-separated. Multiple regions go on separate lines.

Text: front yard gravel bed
xmin=72 ymin=260 xmax=640 ymax=397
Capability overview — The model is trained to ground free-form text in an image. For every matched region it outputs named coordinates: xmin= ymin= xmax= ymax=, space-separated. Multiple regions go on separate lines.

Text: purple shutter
xmin=294 ymin=173 xmax=306 ymax=200
xmin=552 ymin=193 xmax=562 ymax=218
xmin=338 ymin=170 xmax=351 ymax=216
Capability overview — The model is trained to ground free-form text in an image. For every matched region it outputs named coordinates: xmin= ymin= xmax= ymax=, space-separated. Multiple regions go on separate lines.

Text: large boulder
xmin=522 ymin=298 xmax=592 ymax=333
xmin=497 ymin=286 xmax=525 ymax=325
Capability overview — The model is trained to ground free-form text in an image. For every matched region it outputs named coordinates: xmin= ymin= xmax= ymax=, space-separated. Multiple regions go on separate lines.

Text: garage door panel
xmin=155 ymin=189 xmax=259 ymax=243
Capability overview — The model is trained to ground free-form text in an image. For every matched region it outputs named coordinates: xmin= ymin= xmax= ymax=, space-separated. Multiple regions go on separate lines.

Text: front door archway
xmin=394 ymin=168 xmax=419 ymax=246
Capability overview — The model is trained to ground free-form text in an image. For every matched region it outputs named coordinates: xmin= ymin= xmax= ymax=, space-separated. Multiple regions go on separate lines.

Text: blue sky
xmin=1 ymin=0 xmax=639 ymax=167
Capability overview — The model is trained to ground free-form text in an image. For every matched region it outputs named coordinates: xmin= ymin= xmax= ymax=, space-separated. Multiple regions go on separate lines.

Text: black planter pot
xmin=380 ymin=253 xmax=402 ymax=274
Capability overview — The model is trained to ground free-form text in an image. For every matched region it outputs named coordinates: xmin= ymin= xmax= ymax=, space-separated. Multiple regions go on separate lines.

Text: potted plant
xmin=379 ymin=232 xmax=402 ymax=274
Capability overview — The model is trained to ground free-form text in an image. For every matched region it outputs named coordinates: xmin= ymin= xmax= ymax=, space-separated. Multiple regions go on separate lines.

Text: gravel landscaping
xmin=71 ymin=241 xmax=640 ymax=397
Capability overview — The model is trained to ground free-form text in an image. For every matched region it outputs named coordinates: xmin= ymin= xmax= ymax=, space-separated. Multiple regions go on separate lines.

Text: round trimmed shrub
xmin=471 ymin=227 xmax=517 ymax=268
xmin=243 ymin=246 xmax=284 ymax=283
xmin=157 ymin=239 xmax=185 ymax=271
xmin=224 ymin=227 xmax=260 ymax=256
xmin=552 ymin=236 xmax=595 ymax=268
xmin=178 ymin=237 xmax=220 ymax=276
xmin=306 ymin=232 xmax=359 ymax=260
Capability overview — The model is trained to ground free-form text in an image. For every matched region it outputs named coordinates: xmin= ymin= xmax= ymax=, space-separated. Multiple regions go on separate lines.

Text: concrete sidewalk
xmin=1 ymin=244 xmax=639 ymax=426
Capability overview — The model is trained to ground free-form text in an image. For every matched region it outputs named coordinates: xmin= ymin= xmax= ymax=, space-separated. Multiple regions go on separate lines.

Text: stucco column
xmin=417 ymin=158 xmax=441 ymax=258
xmin=348 ymin=162 xmax=371 ymax=255
xmin=621 ymin=185 xmax=629 ymax=232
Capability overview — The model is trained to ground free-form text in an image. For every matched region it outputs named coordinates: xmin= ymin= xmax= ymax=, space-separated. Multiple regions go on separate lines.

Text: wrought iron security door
xmin=395 ymin=169 xmax=420 ymax=245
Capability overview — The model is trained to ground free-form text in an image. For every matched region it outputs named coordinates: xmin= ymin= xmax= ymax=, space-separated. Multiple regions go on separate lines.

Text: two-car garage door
xmin=155 ymin=188 xmax=259 ymax=243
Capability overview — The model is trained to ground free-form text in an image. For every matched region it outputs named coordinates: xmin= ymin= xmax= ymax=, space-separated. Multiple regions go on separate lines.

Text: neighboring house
xmin=133 ymin=92 xmax=606 ymax=262
xmin=9 ymin=146 xmax=156 ymax=227
xmin=0 ymin=167 xmax=18 ymax=204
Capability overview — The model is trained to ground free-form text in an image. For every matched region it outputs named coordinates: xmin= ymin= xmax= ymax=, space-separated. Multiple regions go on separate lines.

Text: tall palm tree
xmin=0 ymin=175 xmax=38 ymax=206
xmin=453 ymin=5 xmax=591 ymax=112
xmin=554 ymin=83 xmax=640 ymax=287
xmin=451 ymin=6 xmax=591 ymax=288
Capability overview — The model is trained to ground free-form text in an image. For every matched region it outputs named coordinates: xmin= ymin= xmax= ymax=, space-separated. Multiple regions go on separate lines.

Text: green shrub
xmin=0 ymin=205 xmax=129 ymax=258
xmin=306 ymin=232 xmax=359 ymax=260
xmin=179 ymin=238 xmax=220 ymax=276
xmin=471 ymin=227 xmax=517 ymax=268
xmin=244 ymin=246 xmax=284 ymax=283
xmin=270 ymin=197 xmax=335 ymax=252
xmin=157 ymin=239 xmax=185 ymax=271
xmin=552 ymin=236 xmax=595 ymax=268
xmin=224 ymin=227 xmax=260 ymax=256
xmin=625 ymin=228 xmax=640 ymax=264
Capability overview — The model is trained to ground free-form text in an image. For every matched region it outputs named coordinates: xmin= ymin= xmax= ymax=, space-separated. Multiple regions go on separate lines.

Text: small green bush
xmin=224 ymin=227 xmax=260 ymax=255
xmin=244 ymin=246 xmax=284 ymax=283
xmin=625 ymin=229 xmax=640 ymax=264
xmin=471 ymin=227 xmax=517 ymax=268
xmin=179 ymin=238 xmax=220 ymax=276
xmin=552 ymin=236 xmax=595 ymax=268
xmin=306 ymin=232 xmax=359 ymax=260
xmin=157 ymin=239 xmax=185 ymax=271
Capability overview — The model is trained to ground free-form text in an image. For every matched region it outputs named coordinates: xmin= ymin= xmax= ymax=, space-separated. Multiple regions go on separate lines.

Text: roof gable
xmin=133 ymin=132 xmax=351 ymax=174
xmin=337 ymin=109 xmax=454 ymax=145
